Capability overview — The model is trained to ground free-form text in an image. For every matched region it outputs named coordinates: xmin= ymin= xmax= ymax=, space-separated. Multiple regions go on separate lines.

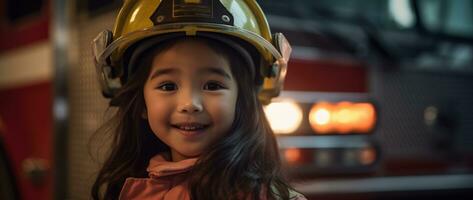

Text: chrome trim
xmin=53 ymin=0 xmax=70 ymax=199
xmin=277 ymin=135 xmax=370 ymax=149
xmin=277 ymin=90 xmax=371 ymax=104
xmin=293 ymin=174 xmax=473 ymax=194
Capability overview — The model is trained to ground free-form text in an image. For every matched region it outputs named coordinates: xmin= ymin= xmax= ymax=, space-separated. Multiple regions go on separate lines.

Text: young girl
xmin=91 ymin=0 xmax=304 ymax=199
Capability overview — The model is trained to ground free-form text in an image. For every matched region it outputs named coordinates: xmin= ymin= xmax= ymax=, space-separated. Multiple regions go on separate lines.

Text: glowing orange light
xmin=308 ymin=102 xmax=333 ymax=134
xmin=360 ymin=147 xmax=377 ymax=165
xmin=284 ymin=148 xmax=302 ymax=164
xmin=314 ymin=108 xmax=331 ymax=125
xmin=309 ymin=101 xmax=376 ymax=134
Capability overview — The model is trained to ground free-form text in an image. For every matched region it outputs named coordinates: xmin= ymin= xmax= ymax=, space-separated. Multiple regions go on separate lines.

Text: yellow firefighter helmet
xmin=93 ymin=0 xmax=291 ymax=104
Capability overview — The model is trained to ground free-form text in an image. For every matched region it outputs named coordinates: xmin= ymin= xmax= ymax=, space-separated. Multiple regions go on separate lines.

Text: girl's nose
xmin=177 ymin=92 xmax=203 ymax=114
xmin=179 ymin=102 xmax=203 ymax=113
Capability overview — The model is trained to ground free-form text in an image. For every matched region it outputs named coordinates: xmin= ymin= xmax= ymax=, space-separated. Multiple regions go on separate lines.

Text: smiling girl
xmin=91 ymin=0 xmax=304 ymax=199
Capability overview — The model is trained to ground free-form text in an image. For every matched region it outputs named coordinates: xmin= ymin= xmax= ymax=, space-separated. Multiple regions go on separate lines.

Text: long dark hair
xmin=91 ymin=37 xmax=293 ymax=200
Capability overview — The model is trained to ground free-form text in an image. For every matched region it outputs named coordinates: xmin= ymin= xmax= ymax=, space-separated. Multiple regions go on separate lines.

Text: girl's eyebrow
xmin=149 ymin=68 xmax=177 ymax=80
xmin=203 ymin=67 xmax=232 ymax=80
xmin=149 ymin=67 xmax=232 ymax=80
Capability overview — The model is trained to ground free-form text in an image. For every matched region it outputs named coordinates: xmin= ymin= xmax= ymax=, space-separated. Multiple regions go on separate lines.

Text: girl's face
xmin=143 ymin=39 xmax=238 ymax=161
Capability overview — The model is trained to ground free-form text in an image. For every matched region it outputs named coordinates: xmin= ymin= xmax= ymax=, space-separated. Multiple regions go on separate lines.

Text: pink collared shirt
xmin=119 ymin=154 xmax=307 ymax=200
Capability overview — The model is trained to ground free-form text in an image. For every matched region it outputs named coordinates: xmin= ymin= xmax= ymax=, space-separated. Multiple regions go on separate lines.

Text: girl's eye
xmin=203 ymin=81 xmax=226 ymax=91
xmin=157 ymin=82 xmax=178 ymax=91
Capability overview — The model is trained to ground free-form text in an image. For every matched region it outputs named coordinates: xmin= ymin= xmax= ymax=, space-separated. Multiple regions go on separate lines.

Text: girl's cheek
xmin=207 ymin=95 xmax=233 ymax=110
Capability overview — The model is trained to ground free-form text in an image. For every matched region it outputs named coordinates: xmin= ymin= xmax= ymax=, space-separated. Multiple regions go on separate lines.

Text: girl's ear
xmin=142 ymin=108 xmax=148 ymax=119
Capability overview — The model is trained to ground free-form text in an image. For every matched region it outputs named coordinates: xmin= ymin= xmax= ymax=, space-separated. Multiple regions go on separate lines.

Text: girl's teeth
xmin=179 ymin=125 xmax=204 ymax=130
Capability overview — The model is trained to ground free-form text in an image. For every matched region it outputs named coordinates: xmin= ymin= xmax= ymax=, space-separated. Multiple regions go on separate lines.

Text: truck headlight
xmin=264 ymin=100 xmax=303 ymax=134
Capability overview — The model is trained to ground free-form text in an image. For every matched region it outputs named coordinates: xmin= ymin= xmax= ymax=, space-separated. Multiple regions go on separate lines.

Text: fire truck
xmin=258 ymin=0 xmax=473 ymax=199
xmin=1 ymin=0 xmax=472 ymax=199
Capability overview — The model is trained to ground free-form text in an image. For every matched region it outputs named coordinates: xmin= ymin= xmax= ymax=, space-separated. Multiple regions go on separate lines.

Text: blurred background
xmin=1 ymin=0 xmax=472 ymax=199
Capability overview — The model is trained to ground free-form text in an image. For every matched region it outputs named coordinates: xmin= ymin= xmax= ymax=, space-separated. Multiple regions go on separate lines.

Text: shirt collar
xmin=146 ymin=153 xmax=198 ymax=178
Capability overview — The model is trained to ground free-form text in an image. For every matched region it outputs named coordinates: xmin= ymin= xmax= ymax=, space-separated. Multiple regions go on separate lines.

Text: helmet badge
xmin=151 ymin=0 xmax=234 ymax=26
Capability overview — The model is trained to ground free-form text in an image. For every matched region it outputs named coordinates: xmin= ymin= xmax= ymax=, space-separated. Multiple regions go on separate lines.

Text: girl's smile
xmin=170 ymin=122 xmax=211 ymax=137
xmin=143 ymin=38 xmax=238 ymax=162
